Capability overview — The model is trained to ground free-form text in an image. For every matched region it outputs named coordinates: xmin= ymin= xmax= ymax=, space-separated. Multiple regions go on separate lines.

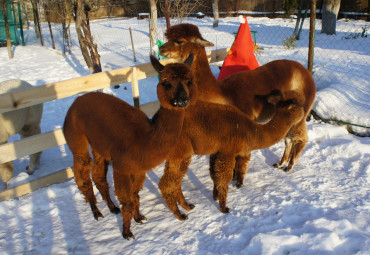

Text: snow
xmin=0 ymin=16 xmax=369 ymax=254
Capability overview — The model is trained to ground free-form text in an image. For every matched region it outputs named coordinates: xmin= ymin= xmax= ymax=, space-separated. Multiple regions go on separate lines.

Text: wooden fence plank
xmin=0 ymin=48 xmax=228 ymax=114
xmin=0 ymin=167 xmax=74 ymax=201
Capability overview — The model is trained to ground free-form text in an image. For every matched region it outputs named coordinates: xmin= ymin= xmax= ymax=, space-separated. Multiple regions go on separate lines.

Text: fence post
xmin=129 ymin=27 xmax=137 ymax=62
xmin=308 ymin=0 xmax=317 ymax=74
xmin=131 ymin=67 xmax=140 ymax=108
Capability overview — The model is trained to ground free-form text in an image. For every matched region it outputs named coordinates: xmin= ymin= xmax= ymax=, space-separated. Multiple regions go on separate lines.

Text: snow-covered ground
xmin=0 ymin=16 xmax=369 ymax=254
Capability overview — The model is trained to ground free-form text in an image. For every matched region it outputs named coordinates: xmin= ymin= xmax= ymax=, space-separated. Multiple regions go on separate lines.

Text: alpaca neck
xmin=193 ymin=51 xmax=228 ymax=104
xmin=147 ymin=107 xmax=185 ymax=160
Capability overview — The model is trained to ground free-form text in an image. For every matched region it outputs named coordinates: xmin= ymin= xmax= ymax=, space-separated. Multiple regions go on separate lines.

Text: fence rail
xmin=0 ymin=47 xmax=230 ymax=202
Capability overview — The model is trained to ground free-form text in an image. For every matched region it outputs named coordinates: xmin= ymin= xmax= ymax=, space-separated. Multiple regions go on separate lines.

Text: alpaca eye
xmin=187 ymin=80 xmax=192 ymax=87
xmin=162 ymin=82 xmax=172 ymax=90
xmin=176 ymin=40 xmax=183 ymax=45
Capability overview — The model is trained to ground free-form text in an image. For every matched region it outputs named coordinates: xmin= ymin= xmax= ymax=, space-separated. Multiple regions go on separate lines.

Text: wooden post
xmin=129 ymin=27 xmax=137 ymax=62
xmin=308 ymin=0 xmax=317 ymax=74
xmin=131 ymin=67 xmax=140 ymax=108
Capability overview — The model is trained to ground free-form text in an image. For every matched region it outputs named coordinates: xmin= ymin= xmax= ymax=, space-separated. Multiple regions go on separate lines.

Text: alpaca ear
xmin=195 ymin=38 xmax=214 ymax=47
xmin=150 ymin=55 xmax=164 ymax=73
xmin=184 ymin=53 xmax=194 ymax=67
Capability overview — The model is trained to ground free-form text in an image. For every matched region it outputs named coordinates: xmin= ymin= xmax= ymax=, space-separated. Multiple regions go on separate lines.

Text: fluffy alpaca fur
xmin=0 ymin=80 xmax=43 ymax=187
xmin=63 ymin=55 xmax=197 ymax=239
xmin=158 ymin=90 xmax=305 ymax=220
xmin=160 ymin=23 xmax=316 ymax=172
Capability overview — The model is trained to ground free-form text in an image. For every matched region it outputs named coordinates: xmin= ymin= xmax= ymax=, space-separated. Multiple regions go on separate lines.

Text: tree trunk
xmin=75 ymin=0 xmax=101 ymax=74
xmin=31 ymin=0 xmax=44 ymax=46
xmin=149 ymin=0 xmax=157 ymax=54
xmin=212 ymin=0 xmax=219 ymax=27
xmin=43 ymin=6 xmax=55 ymax=49
xmin=321 ymin=0 xmax=341 ymax=35
xmin=164 ymin=0 xmax=170 ymax=29
xmin=1 ymin=1 xmax=13 ymax=59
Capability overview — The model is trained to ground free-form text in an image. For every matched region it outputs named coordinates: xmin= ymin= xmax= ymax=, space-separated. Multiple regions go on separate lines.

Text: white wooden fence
xmin=0 ymin=48 xmax=229 ymax=201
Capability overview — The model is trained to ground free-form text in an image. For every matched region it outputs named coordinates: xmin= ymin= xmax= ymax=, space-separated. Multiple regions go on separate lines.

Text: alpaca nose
xmin=172 ymin=83 xmax=189 ymax=107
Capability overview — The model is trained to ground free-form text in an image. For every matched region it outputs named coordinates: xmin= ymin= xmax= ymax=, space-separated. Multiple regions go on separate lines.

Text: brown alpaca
xmin=63 ymin=54 xmax=197 ymax=239
xmin=159 ymin=23 xmax=316 ymax=172
xmin=158 ymin=89 xmax=305 ymax=220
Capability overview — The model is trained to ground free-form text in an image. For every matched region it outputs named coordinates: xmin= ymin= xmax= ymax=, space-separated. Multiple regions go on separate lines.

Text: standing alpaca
xmin=0 ymin=80 xmax=43 ymax=188
xmin=63 ymin=54 xmax=197 ymax=239
xmin=159 ymin=23 xmax=316 ymax=172
xmin=157 ymin=89 xmax=305 ymax=220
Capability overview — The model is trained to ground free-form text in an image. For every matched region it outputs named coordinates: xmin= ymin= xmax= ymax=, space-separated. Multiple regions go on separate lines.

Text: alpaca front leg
xmin=210 ymin=154 xmax=235 ymax=213
xmin=91 ymin=151 xmax=120 ymax=214
xmin=113 ymin=168 xmax=135 ymax=239
xmin=132 ymin=172 xmax=147 ymax=223
xmin=159 ymin=159 xmax=190 ymax=220
xmin=174 ymin=157 xmax=194 ymax=211
xmin=234 ymin=154 xmax=251 ymax=188
xmin=0 ymin=162 xmax=14 ymax=188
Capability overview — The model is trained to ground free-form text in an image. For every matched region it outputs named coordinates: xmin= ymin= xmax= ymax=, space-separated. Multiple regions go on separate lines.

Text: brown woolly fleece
xmin=63 ymin=56 xmax=197 ymax=240
xmin=160 ymin=23 xmax=316 ymax=171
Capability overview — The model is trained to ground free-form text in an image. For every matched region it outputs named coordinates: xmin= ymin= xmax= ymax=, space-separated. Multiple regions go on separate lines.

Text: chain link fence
xmin=35 ymin=13 xmax=369 ymax=136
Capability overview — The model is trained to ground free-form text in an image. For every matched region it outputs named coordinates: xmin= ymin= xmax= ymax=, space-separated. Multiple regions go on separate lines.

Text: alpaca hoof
xmin=26 ymin=165 xmax=34 ymax=175
xmin=221 ymin=207 xmax=230 ymax=213
xmin=93 ymin=211 xmax=104 ymax=220
xmin=182 ymin=203 xmax=195 ymax=211
xmin=134 ymin=214 xmax=147 ymax=224
xmin=273 ymin=163 xmax=280 ymax=168
xmin=234 ymin=182 xmax=243 ymax=189
xmin=176 ymin=213 xmax=188 ymax=221
xmin=122 ymin=230 xmax=135 ymax=240
xmin=283 ymin=166 xmax=293 ymax=172
xmin=110 ymin=206 xmax=121 ymax=214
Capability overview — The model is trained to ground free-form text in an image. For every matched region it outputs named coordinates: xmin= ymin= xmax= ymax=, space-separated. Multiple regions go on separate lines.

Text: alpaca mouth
xmin=171 ymin=98 xmax=189 ymax=107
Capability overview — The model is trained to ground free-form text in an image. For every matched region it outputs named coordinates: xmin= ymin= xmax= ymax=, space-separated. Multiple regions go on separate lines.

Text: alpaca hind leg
xmin=209 ymin=154 xmax=219 ymax=201
xmin=91 ymin=150 xmax=120 ymax=214
xmin=74 ymin=154 xmax=103 ymax=220
xmin=273 ymin=135 xmax=293 ymax=169
xmin=20 ymin=124 xmax=42 ymax=174
xmin=0 ymin=162 xmax=14 ymax=188
xmin=285 ymin=121 xmax=308 ymax=171
xmin=159 ymin=159 xmax=190 ymax=220
xmin=132 ymin=172 xmax=147 ymax=223
xmin=113 ymin=168 xmax=135 ymax=239
xmin=211 ymin=154 xmax=235 ymax=213
xmin=234 ymin=154 xmax=251 ymax=188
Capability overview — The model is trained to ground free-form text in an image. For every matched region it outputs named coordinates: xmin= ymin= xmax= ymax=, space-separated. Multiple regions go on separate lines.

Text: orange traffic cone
xmin=217 ymin=16 xmax=259 ymax=81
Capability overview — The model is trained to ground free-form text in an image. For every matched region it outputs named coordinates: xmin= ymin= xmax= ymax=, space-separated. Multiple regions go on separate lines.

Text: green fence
xmin=0 ymin=0 xmax=24 ymax=46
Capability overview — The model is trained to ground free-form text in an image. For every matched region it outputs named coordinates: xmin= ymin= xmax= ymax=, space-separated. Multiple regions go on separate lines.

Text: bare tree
xmin=321 ymin=0 xmax=341 ymax=35
xmin=164 ymin=0 xmax=170 ymax=29
xmin=30 ymin=0 xmax=44 ymax=46
xmin=161 ymin=0 xmax=205 ymax=25
xmin=0 ymin=0 xmax=13 ymax=58
xmin=149 ymin=0 xmax=157 ymax=54
xmin=75 ymin=0 xmax=101 ymax=73
xmin=212 ymin=0 xmax=219 ymax=27
xmin=293 ymin=0 xmax=309 ymax=40
xmin=42 ymin=0 xmax=56 ymax=49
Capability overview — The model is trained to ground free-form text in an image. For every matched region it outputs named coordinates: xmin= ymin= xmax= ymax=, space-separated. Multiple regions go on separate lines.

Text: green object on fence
xmin=0 ymin=1 xmax=25 ymax=46
xmin=155 ymin=40 xmax=165 ymax=59
xmin=233 ymin=30 xmax=257 ymax=45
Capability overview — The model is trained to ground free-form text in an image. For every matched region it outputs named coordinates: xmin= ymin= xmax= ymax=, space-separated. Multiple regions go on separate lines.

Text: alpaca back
xmin=0 ymin=80 xmax=43 ymax=139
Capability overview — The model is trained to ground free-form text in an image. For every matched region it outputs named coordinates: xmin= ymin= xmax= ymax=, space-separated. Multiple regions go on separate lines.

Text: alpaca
xmin=158 ymin=89 xmax=305 ymax=220
xmin=159 ymin=23 xmax=316 ymax=172
xmin=0 ymin=80 xmax=43 ymax=187
xmin=63 ymin=54 xmax=197 ymax=239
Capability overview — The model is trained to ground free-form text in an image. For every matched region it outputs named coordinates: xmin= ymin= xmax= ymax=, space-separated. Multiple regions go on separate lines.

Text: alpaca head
xmin=159 ymin=24 xmax=214 ymax=61
xmin=150 ymin=54 xmax=198 ymax=109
